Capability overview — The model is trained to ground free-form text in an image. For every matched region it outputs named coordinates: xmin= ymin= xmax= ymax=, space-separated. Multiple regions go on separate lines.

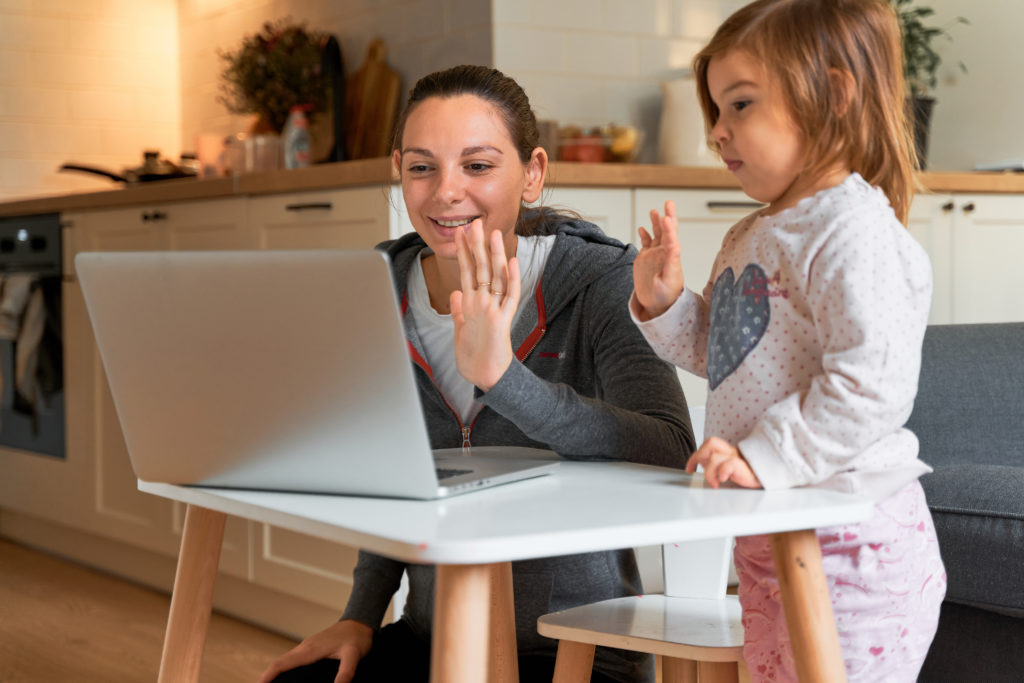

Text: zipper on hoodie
xmin=401 ymin=282 xmax=547 ymax=450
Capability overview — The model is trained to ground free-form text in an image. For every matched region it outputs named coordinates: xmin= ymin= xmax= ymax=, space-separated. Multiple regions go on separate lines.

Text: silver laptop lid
xmin=76 ymin=250 xmax=443 ymax=498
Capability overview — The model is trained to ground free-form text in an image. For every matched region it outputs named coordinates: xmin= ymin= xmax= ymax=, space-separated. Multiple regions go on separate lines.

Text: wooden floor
xmin=0 ymin=537 xmax=298 ymax=682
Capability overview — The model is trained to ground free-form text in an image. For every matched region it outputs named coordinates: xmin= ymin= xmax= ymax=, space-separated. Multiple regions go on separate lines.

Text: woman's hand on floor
xmin=257 ymin=619 xmax=373 ymax=683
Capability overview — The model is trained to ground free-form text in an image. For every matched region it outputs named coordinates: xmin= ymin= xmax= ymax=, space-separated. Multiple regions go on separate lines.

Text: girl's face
xmin=394 ymin=94 xmax=546 ymax=262
xmin=706 ymin=49 xmax=810 ymax=214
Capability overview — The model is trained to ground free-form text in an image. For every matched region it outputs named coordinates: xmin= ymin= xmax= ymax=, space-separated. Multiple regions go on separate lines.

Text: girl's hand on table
xmin=633 ymin=200 xmax=685 ymax=321
xmin=686 ymin=437 xmax=763 ymax=489
xmin=257 ymin=619 xmax=373 ymax=683
xmin=450 ymin=219 xmax=521 ymax=391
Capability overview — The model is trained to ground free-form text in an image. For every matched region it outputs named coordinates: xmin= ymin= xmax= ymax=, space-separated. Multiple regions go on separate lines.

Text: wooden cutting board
xmin=345 ymin=38 xmax=402 ymax=160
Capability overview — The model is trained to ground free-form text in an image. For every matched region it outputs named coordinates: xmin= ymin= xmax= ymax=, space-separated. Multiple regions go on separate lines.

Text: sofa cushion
xmin=906 ymin=323 xmax=1024 ymax=470
xmin=921 ymin=464 xmax=1024 ymax=617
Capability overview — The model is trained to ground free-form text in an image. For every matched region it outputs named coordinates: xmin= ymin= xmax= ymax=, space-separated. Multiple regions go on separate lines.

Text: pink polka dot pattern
xmin=635 ymin=173 xmax=934 ymax=496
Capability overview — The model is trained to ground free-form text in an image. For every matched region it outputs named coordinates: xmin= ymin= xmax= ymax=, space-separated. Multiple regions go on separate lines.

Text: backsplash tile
xmin=0 ymin=0 xmax=179 ymax=201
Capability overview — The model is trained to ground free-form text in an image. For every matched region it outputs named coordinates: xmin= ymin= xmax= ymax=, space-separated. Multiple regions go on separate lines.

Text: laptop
xmin=75 ymin=249 xmax=560 ymax=499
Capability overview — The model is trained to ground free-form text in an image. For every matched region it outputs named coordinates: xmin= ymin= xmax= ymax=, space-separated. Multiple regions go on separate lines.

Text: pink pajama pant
xmin=734 ymin=480 xmax=946 ymax=682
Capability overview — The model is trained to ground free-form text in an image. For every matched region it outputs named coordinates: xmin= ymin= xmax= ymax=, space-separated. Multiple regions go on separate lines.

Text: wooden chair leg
xmin=551 ymin=640 xmax=596 ymax=683
xmin=662 ymin=656 xmax=698 ymax=683
xmin=697 ymin=660 xmax=739 ymax=683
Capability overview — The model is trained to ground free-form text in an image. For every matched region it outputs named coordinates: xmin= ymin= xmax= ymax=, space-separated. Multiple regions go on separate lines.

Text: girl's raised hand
xmin=633 ymin=200 xmax=684 ymax=321
xmin=450 ymin=219 xmax=521 ymax=391
xmin=685 ymin=437 xmax=762 ymax=489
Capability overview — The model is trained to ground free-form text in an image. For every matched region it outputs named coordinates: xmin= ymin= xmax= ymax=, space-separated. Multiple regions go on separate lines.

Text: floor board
xmin=0 ymin=537 xmax=298 ymax=682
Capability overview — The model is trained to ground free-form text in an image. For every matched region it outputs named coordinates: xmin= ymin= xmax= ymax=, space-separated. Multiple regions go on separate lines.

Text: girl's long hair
xmin=693 ymin=0 xmax=916 ymax=224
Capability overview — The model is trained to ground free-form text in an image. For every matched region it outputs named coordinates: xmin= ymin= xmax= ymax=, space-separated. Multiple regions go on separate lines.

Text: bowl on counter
xmin=557 ymin=125 xmax=642 ymax=163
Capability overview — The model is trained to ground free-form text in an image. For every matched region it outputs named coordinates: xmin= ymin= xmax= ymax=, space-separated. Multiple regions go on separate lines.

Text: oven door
xmin=0 ymin=215 xmax=64 ymax=459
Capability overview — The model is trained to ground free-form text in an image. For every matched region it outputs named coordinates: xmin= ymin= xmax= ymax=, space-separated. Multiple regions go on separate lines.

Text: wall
xmin=493 ymin=0 xmax=745 ymax=163
xmin=925 ymin=0 xmax=1023 ymax=171
xmin=177 ymin=0 xmax=492 ymax=149
xmin=0 ymin=0 xmax=180 ymax=201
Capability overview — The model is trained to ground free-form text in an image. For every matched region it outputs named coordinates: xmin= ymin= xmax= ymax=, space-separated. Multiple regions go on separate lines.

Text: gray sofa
xmin=907 ymin=323 xmax=1024 ymax=682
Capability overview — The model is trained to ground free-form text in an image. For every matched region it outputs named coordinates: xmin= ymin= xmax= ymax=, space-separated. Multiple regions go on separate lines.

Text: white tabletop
xmin=139 ymin=461 xmax=874 ymax=565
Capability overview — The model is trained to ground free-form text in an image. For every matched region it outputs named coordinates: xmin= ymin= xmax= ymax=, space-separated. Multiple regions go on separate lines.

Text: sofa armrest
xmin=922 ymin=464 xmax=1024 ymax=617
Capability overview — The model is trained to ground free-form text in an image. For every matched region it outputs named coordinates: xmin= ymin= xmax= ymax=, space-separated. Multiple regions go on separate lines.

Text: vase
xmin=248 ymin=114 xmax=279 ymax=135
xmin=908 ymin=96 xmax=935 ymax=170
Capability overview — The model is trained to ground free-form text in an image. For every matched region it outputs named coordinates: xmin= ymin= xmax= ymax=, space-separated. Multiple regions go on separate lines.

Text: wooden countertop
xmin=2 ymin=158 xmax=1023 ymax=218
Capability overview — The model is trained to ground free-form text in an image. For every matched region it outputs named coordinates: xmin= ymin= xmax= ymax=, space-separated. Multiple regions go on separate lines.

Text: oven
xmin=0 ymin=213 xmax=64 ymax=458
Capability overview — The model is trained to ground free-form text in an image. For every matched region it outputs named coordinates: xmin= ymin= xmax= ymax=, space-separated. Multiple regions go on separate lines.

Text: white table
xmin=140 ymin=461 xmax=873 ymax=683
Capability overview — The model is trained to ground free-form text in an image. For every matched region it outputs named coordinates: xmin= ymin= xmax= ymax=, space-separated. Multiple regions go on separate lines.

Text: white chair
xmin=537 ymin=406 xmax=746 ymax=683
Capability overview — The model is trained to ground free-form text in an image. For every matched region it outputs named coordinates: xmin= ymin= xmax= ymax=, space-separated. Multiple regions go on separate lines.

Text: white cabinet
xmin=247 ymin=187 xmax=390 ymax=249
xmin=1 ymin=193 xmax=387 ymax=636
xmin=907 ymin=194 xmax=955 ymax=324
xmin=908 ymin=193 xmax=1024 ymax=324
xmin=947 ymin=194 xmax=1024 ymax=323
xmin=537 ymin=187 xmax=634 ymax=245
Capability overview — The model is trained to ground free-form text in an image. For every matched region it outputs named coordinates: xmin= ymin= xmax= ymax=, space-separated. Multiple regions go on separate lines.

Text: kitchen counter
xmin=3 ymin=159 xmax=1024 ymax=218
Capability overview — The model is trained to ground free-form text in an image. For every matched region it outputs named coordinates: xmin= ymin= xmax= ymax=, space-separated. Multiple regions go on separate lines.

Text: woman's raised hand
xmin=633 ymin=200 xmax=685 ymax=321
xmin=450 ymin=219 xmax=521 ymax=391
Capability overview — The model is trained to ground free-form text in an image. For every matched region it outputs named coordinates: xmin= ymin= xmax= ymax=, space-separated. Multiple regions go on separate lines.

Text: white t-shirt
xmin=407 ymin=234 xmax=556 ymax=423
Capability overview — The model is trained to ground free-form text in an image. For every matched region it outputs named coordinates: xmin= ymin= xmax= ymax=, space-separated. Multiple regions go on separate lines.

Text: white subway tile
xmin=445 ymin=0 xmax=491 ymax=32
xmin=526 ymin=73 xmax=607 ymax=124
xmin=637 ymin=36 xmax=704 ymax=79
xmin=30 ymin=123 xmax=104 ymax=158
xmin=0 ymin=52 xmax=30 ymax=85
xmin=673 ymin=0 xmax=734 ymax=40
xmin=68 ymin=89 xmax=136 ymax=121
xmin=495 ymin=26 xmax=562 ymax=73
xmin=3 ymin=86 xmax=70 ymax=120
xmin=0 ymin=13 xmax=67 ymax=50
xmin=67 ymin=18 xmax=137 ymax=54
xmin=605 ymin=0 xmax=670 ymax=36
xmin=0 ymin=122 xmax=32 ymax=153
xmin=493 ymin=0 xmax=531 ymax=25
xmin=530 ymin=0 xmax=605 ymax=32
xmin=561 ymin=32 xmax=636 ymax=78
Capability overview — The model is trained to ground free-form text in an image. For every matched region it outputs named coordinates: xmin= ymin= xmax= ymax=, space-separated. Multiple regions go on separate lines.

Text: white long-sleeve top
xmin=633 ymin=173 xmax=933 ymax=499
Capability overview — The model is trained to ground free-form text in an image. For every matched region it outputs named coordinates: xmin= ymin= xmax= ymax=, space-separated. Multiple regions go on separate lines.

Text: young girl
xmin=631 ymin=1 xmax=946 ymax=680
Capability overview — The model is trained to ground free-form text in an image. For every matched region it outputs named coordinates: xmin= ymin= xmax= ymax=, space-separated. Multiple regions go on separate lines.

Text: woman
xmin=260 ymin=65 xmax=694 ymax=683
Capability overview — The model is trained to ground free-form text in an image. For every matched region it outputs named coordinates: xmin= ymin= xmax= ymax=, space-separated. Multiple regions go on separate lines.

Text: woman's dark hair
xmin=392 ymin=65 xmax=576 ymax=235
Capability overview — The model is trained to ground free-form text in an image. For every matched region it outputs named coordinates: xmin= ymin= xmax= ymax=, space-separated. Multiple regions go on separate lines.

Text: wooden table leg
xmin=488 ymin=562 xmax=519 ymax=683
xmin=431 ymin=563 xmax=494 ymax=683
xmin=552 ymin=640 xmax=596 ymax=683
xmin=157 ymin=504 xmax=227 ymax=683
xmin=771 ymin=529 xmax=847 ymax=683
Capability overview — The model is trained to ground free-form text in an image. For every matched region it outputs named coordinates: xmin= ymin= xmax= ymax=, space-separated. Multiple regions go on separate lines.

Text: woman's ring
xmin=477 ymin=281 xmax=492 ymax=289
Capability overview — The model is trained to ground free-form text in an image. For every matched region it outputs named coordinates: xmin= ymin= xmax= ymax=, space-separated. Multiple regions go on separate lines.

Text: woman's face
xmin=394 ymin=94 xmax=546 ymax=262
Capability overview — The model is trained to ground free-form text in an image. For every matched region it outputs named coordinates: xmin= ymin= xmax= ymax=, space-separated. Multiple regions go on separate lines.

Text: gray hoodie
xmin=341 ymin=214 xmax=695 ymax=682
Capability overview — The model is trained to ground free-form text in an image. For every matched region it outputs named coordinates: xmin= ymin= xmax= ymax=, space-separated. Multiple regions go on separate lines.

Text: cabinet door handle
xmin=941 ymin=201 xmax=954 ymax=212
xmin=706 ymin=201 xmax=766 ymax=212
xmin=141 ymin=211 xmax=168 ymax=222
xmin=961 ymin=202 xmax=976 ymax=214
xmin=285 ymin=202 xmax=333 ymax=212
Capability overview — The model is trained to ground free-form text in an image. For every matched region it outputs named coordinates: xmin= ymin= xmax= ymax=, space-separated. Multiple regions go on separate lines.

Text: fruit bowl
xmin=557 ymin=124 xmax=642 ymax=163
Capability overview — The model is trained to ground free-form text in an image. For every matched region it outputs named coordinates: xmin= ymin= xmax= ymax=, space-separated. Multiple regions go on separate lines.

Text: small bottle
xmin=283 ymin=105 xmax=311 ymax=169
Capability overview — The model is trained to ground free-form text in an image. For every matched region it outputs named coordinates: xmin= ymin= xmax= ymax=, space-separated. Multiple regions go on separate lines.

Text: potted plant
xmin=890 ymin=0 xmax=967 ymax=168
xmin=218 ymin=20 xmax=328 ymax=134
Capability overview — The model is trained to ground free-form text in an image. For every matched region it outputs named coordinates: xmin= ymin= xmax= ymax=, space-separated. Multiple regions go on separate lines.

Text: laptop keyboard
xmin=436 ymin=467 xmax=473 ymax=480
